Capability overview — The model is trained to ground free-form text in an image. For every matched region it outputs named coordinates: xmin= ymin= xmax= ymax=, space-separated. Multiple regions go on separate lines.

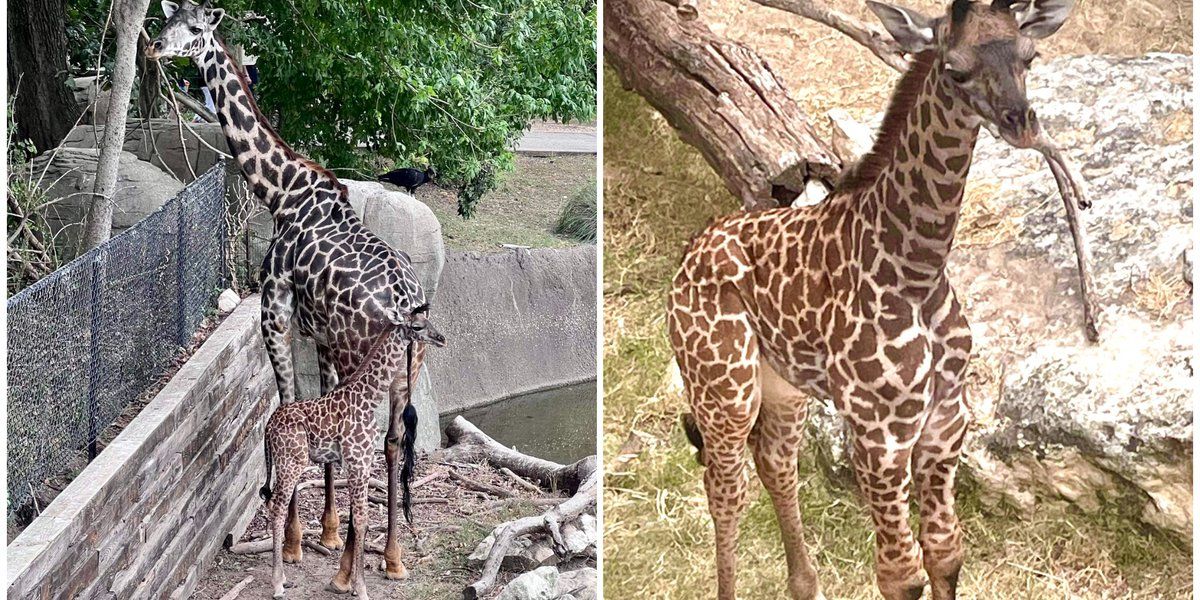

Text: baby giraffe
xmin=259 ymin=305 xmax=446 ymax=599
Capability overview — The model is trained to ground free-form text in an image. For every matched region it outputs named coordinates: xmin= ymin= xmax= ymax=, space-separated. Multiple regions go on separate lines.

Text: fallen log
xmin=604 ymin=0 xmax=842 ymax=209
xmin=444 ymin=416 xmax=598 ymax=600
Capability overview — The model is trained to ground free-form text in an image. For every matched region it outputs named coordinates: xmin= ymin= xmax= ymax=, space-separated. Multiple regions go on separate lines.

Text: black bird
xmin=378 ymin=167 xmax=436 ymax=193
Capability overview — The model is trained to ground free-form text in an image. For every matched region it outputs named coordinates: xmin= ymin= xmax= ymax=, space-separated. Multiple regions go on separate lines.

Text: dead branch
xmin=449 ymin=468 xmax=514 ymax=498
xmin=748 ymin=0 xmax=909 ymax=71
xmin=446 ymin=416 xmax=598 ymax=600
xmin=228 ymin=539 xmax=272 ymax=555
xmin=604 ymin=0 xmax=841 ymax=209
xmin=216 ymin=575 xmax=254 ymax=600
xmin=442 ymin=416 xmax=596 ymax=495
xmin=500 ymin=467 xmax=544 ymax=494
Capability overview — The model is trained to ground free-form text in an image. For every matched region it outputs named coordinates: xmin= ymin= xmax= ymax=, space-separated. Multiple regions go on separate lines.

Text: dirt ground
xmin=603 ymin=1 xmax=1192 ymax=599
xmin=399 ymin=154 xmax=596 ymax=253
xmin=193 ymin=455 xmax=567 ymax=600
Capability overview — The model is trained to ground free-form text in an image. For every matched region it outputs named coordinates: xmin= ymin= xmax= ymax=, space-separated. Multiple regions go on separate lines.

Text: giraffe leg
xmin=316 ymin=349 xmax=344 ymax=551
xmin=281 ymin=490 xmax=303 ymax=563
xmin=326 ymin=507 xmax=356 ymax=593
xmin=750 ymin=364 xmax=823 ymax=600
xmin=852 ymin=433 xmax=926 ymax=600
xmin=913 ymin=390 xmax=969 ymax=600
xmin=270 ymin=461 xmax=303 ymax=599
xmin=672 ymin=291 xmax=760 ymax=600
xmin=383 ymin=342 xmax=424 ymax=581
xmin=260 ymin=279 xmax=297 ymax=405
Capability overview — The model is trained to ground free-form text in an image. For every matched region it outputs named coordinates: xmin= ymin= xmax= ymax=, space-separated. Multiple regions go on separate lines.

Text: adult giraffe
xmin=148 ymin=1 xmax=430 ymax=588
xmin=668 ymin=1 xmax=1074 ymax=599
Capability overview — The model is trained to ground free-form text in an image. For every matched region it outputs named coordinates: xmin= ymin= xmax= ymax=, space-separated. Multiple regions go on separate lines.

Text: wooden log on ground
xmin=445 ymin=416 xmax=598 ymax=600
xmin=604 ymin=0 xmax=842 ymax=209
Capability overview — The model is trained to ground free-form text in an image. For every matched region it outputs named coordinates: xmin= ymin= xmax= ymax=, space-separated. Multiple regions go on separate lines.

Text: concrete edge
xmin=6 ymin=296 xmax=262 ymax=593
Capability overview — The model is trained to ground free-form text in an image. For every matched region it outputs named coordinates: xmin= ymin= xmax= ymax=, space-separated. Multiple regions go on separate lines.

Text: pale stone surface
xmin=498 ymin=566 xmax=560 ymax=600
xmin=217 ymin=289 xmax=240 ymax=313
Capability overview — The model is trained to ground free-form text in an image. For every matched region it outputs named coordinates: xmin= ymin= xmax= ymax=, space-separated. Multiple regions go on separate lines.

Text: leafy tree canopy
xmin=71 ymin=0 xmax=596 ymax=217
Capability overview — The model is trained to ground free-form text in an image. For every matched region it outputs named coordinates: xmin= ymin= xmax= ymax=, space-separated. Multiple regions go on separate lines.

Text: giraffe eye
xmin=189 ymin=26 xmax=203 ymax=34
xmin=946 ymin=68 xmax=972 ymax=84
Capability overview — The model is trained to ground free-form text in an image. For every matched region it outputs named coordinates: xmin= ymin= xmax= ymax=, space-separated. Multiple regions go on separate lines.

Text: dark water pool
xmin=439 ymin=381 xmax=597 ymax=464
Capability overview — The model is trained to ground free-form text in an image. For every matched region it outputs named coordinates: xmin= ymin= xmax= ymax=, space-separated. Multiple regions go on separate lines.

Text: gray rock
xmin=65 ymin=120 xmax=229 ymax=184
xmin=792 ymin=54 xmax=1192 ymax=539
xmin=217 ymin=289 xmax=240 ymax=313
xmin=498 ymin=566 xmax=559 ymax=600
xmin=559 ymin=514 xmax=597 ymax=556
xmin=554 ymin=566 xmax=597 ymax=600
xmin=31 ymin=147 xmax=185 ymax=257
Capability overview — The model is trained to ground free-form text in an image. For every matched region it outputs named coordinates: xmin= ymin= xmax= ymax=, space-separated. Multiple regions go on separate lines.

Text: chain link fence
xmin=7 ymin=162 xmax=229 ymax=523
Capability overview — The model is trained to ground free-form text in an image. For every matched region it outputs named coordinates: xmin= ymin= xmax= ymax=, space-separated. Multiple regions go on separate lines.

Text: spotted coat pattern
xmin=662 ymin=5 xmax=1058 ymax=599
xmin=263 ymin=312 xmax=445 ymax=599
xmin=148 ymin=1 xmax=429 ymax=584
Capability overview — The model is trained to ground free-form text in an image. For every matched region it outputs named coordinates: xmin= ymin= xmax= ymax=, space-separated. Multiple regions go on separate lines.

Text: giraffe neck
xmin=847 ymin=50 xmax=981 ymax=282
xmin=195 ymin=38 xmax=341 ymax=221
xmin=344 ymin=327 xmax=408 ymax=403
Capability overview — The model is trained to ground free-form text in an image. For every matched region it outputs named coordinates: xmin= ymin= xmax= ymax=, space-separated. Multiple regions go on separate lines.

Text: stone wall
xmin=424 ymin=246 xmax=598 ymax=415
xmin=6 ymin=297 xmax=274 ymax=599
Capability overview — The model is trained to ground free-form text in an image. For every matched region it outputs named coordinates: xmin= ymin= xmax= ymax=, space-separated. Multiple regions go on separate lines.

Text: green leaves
xmin=210 ymin=0 xmax=595 ymax=216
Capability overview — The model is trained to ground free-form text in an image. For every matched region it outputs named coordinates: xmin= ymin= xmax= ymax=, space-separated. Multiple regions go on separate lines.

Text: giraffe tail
xmin=400 ymin=401 xmax=417 ymax=524
xmin=681 ymin=412 xmax=706 ymax=466
xmin=259 ymin=436 xmax=274 ymax=502
xmin=399 ymin=339 xmax=418 ymax=524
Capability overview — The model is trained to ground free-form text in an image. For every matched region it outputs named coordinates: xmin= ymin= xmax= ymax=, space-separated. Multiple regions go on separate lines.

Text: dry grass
xmin=1131 ymin=269 xmax=1191 ymax=321
xmin=602 ymin=1 xmax=1192 ymax=597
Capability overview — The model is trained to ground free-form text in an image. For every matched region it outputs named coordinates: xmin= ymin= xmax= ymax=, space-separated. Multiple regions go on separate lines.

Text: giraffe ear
xmin=206 ymin=7 xmax=225 ymax=28
xmin=1011 ymin=0 xmax=1074 ymax=39
xmin=866 ymin=1 xmax=936 ymax=52
xmin=161 ymin=1 xmax=179 ymax=18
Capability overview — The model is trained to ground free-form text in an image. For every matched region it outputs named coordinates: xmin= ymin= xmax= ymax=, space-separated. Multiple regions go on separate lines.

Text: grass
xmin=556 ymin=179 xmax=598 ymax=242
xmin=409 ymin=154 xmax=596 ymax=253
xmin=601 ymin=1 xmax=1192 ymax=596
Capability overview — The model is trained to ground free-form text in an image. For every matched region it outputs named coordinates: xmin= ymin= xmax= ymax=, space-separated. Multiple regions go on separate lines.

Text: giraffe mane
xmin=833 ymin=49 xmax=939 ymax=193
xmin=342 ymin=325 xmax=402 ymax=385
xmin=213 ymin=37 xmax=346 ymax=193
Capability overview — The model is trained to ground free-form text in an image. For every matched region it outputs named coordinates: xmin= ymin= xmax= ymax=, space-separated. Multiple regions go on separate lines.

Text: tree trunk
xmin=81 ymin=0 xmax=153 ymax=251
xmin=7 ymin=0 xmax=82 ymax=153
xmin=604 ymin=0 xmax=842 ymax=209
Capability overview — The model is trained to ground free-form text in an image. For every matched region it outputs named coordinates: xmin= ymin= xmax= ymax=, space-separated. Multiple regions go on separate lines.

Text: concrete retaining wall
xmin=6 ymin=297 xmax=273 ymax=600
xmin=425 ymin=246 xmax=598 ymax=414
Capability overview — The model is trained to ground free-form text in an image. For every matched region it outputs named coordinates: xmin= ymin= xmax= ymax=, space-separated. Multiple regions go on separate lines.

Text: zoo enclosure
xmin=7 ymin=162 xmax=229 ymax=521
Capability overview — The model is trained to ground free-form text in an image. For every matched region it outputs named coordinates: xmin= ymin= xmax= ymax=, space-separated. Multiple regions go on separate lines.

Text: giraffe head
xmin=866 ymin=0 xmax=1074 ymax=148
xmin=399 ymin=304 xmax=447 ymax=347
xmin=146 ymin=0 xmax=224 ymax=61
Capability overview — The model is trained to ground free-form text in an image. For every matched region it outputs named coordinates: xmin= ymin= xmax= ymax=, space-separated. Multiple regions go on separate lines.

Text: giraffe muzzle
xmin=997 ymin=106 xmax=1040 ymax=149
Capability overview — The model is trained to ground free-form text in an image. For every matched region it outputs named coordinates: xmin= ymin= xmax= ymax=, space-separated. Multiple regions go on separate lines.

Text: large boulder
xmin=31 ymin=147 xmax=185 ymax=255
xmin=64 ymin=120 xmax=228 ymax=184
xmin=704 ymin=54 xmax=1192 ymax=539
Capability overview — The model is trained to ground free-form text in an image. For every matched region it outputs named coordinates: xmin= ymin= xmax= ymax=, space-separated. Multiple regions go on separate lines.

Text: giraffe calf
xmin=258 ymin=305 xmax=445 ymax=599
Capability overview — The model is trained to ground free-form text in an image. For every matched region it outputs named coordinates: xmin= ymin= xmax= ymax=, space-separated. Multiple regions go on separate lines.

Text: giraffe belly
xmin=309 ymin=444 xmax=343 ymax=466
xmin=761 ymin=345 xmax=829 ymax=400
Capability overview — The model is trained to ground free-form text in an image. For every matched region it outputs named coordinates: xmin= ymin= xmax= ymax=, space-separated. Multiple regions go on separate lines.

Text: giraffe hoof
xmin=384 ymin=563 xmax=409 ymax=580
xmin=325 ymin=580 xmax=352 ymax=595
xmin=281 ymin=548 xmax=303 ymax=564
xmin=321 ymin=533 xmax=344 ymax=550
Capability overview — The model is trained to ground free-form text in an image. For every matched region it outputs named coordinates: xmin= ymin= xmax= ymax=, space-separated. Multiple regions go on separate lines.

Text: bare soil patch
xmin=193 ymin=455 xmax=565 ymax=600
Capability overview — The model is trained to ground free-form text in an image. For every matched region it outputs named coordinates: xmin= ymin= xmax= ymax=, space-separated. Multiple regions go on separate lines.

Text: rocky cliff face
xmin=789 ymin=55 xmax=1193 ymax=539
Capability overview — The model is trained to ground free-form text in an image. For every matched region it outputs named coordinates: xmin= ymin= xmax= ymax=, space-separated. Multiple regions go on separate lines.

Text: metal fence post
xmin=176 ymin=195 xmax=188 ymax=347
xmin=86 ymin=253 xmax=104 ymax=460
